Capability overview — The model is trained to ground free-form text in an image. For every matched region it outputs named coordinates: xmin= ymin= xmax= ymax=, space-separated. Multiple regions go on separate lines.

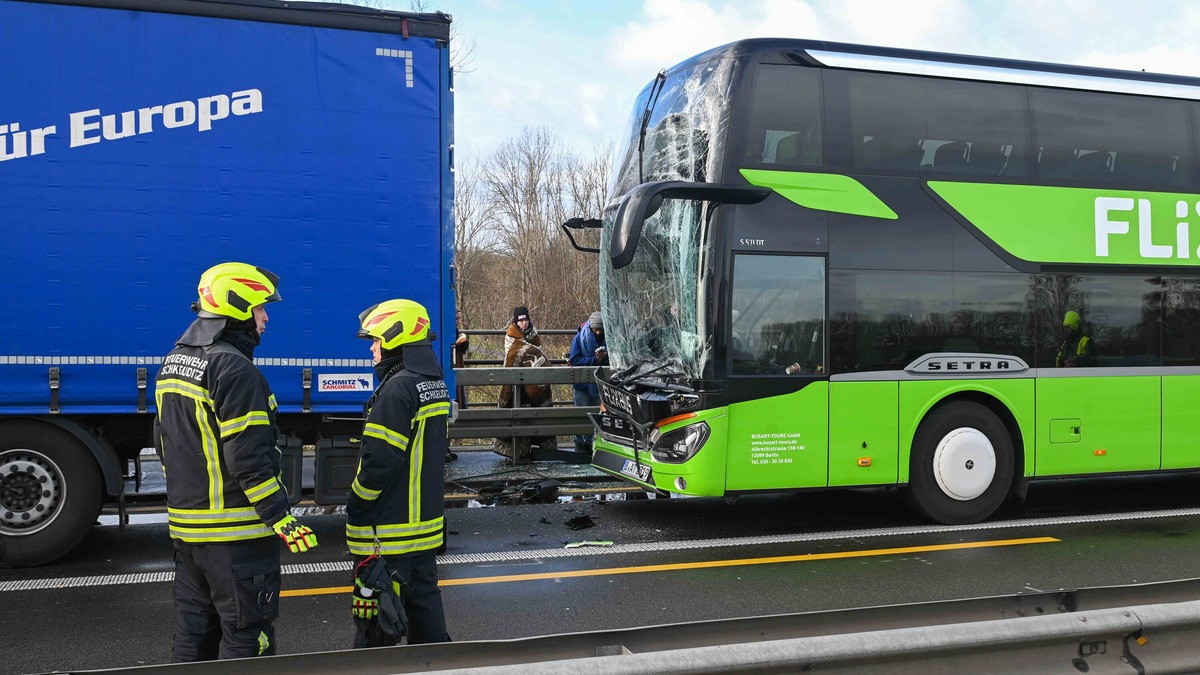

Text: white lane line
xmin=5 ymin=506 xmax=1200 ymax=593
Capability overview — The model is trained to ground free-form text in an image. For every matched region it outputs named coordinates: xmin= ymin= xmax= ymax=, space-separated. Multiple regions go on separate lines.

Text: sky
xmin=370 ymin=0 xmax=1200 ymax=161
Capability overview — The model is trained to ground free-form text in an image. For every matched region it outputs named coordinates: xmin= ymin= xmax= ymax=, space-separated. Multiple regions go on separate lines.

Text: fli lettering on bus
xmin=1095 ymin=196 xmax=1200 ymax=260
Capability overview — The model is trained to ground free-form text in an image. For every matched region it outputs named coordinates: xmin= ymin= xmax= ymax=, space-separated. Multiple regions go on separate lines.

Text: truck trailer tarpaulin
xmin=0 ymin=0 xmax=454 ymax=566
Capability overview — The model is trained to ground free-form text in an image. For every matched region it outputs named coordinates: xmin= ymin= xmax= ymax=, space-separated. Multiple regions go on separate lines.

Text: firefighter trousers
xmin=171 ymin=537 xmax=281 ymax=661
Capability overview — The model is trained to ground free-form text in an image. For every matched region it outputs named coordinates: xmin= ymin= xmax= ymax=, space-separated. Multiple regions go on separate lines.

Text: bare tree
xmin=452 ymin=158 xmax=500 ymax=329
xmin=484 ymin=127 xmax=567 ymax=305
xmin=407 ymin=0 xmax=476 ymax=74
xmin=333 ymin=1 xmax=475 ymax=74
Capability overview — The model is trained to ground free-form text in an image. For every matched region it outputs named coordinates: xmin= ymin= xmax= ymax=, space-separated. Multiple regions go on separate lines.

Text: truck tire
xmin=0 ymin=420 xmax=103 ymax=567
xmin=906 ymin=401 xmax=1014 ymax=525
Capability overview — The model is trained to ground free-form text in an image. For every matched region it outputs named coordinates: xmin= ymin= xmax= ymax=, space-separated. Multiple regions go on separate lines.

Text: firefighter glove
xmin=352 ymin=578 xmax=379 ymax=619
xmin=273 ymin=514 xmax=318 ymax=553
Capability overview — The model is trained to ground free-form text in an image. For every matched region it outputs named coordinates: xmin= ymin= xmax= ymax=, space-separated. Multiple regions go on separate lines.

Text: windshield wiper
xmin=637 ymin=69 xmax=667 ymax=185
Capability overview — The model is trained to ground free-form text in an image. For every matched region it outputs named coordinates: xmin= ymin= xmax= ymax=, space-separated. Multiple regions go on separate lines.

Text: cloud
xmin=607 ymin=0 xmax=825 ymax=73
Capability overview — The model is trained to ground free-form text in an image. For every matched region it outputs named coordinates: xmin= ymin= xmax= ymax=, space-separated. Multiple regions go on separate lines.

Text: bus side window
xmin=931 ymin=141 xmax=969 ymax=170
xmin=1113 ymin=152 xmax=1179 ymax=184
xmin=969 ymin=144 xmax=1010 ymax=175
xmin=769 ymin=127 xmax=820 ymax=164
xmin=862 ymin=136 xmax=926 ymax=171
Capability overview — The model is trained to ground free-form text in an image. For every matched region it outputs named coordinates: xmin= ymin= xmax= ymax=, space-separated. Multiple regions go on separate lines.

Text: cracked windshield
xmin=601 ymin=58 xmax=734 ymax=381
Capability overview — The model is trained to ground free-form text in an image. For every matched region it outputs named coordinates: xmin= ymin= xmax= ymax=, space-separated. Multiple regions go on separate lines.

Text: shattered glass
xmin=601 ymin=57 xmax=735 ymax=381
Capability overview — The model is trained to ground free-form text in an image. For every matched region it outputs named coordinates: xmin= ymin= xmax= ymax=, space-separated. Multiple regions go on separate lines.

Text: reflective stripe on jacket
xmin=346 ymin=366 xmax=450 ymax=557
xmin=156 ymin=339 xmax=288 ymax=543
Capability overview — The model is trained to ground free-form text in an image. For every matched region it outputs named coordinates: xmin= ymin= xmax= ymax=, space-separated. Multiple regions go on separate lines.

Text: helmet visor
xmin=357 ymin=303 xmax=380 ymax=339
xmin=256 ymin=267 xmax=282 ymax=303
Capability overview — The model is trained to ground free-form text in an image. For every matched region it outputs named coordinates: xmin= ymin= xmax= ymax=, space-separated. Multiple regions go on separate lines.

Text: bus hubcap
xmin=932 ymin=428 xmax=995 ymax=501
xmin=0 ymin=449 xmax=64 ymax=535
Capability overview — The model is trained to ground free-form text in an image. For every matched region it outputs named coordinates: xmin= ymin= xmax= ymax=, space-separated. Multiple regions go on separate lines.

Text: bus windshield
xmin=601 ymin=200 xmax=707 ymax=379
xmin=601 ymin=57 xmax=734 ymax=380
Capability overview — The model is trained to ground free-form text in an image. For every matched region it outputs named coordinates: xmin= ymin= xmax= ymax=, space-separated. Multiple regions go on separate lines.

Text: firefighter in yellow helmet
xmin=1056 ymin=310 xmax=1096 ymax=367
xmin=155 ymin=262 xmax=318 ymax=662
xmin=346 ymin=299 xmax=451 ymax=647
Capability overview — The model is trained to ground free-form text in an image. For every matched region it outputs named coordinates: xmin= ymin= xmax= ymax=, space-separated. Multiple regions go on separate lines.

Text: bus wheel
xmin=907 ymin=401 xmax=1014 ymax=525
xmin=0 ymin=421 xmax=103 ymax=567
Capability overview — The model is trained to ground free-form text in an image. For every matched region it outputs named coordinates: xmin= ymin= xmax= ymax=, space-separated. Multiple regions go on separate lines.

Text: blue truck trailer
xmin=0 ymin=0 xmax=454 ymax=566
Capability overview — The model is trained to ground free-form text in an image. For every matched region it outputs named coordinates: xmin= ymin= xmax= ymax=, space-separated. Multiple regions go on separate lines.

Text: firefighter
xmin=1056 ymin=310 xmax=1097 ymax=367
xmin=155 ymin=262 xmax=318 ymax=662
xmin=346 ymin=299 xmax=451 ymax=646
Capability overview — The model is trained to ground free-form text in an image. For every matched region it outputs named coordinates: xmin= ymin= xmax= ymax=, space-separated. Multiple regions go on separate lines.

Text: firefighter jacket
xmin=156 ymin=320 xmax=290 ymax=543
xmin=346 ymin=345 xmax=450 ymax=557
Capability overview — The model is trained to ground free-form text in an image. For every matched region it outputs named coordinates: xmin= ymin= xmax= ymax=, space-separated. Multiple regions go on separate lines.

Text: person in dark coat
xmin=567 ymin=311 xmax=607 ymax=453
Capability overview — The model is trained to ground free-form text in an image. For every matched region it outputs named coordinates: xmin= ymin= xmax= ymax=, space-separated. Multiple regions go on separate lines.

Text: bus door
xmin=725 ymin=254 xmax=829 ymax=490
xmin=1033 ymin=277 xmax=1163 ymax=475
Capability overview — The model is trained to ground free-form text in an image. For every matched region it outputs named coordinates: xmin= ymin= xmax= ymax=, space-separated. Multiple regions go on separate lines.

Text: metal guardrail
xmin=450 ymin=366 xmax=600 ymax=440
xmin=78 ymin=578 xmax=1200 ymax=674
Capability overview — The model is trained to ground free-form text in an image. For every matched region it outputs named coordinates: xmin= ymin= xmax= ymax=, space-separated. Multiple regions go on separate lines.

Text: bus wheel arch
xmin=905 ymin=398 xmax=1016 ymax=525
xmin=0 ymin=419 xmax=104 ymax=567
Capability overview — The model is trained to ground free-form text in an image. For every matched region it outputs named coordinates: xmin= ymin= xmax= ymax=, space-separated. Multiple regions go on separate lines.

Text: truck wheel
xmin=0 ymin=421 xmax=102 ymax=567
xmin=906 ymin=401 xmax=1013 ymax=525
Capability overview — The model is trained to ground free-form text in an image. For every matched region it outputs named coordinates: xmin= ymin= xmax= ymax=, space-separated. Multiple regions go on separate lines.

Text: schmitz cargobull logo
xmin=317 ymin=373 xmax=374 ymax=392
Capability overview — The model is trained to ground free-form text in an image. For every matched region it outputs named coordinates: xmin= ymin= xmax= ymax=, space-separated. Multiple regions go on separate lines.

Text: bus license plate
xmin=620 ymin=459 xmax=651 ymax=482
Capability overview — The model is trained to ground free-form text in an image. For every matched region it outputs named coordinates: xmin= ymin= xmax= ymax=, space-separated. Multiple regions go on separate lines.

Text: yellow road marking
xmin=281 ymin=536 xmax=1059 ymax=597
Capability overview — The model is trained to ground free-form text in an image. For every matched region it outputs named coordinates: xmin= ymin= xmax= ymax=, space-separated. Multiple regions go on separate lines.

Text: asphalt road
xmin=6 ymin=472 xmax=1200 ymax=674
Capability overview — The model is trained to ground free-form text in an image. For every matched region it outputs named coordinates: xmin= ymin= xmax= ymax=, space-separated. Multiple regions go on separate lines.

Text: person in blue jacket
xmin=567 ymin=311 xmax=607 ymax=454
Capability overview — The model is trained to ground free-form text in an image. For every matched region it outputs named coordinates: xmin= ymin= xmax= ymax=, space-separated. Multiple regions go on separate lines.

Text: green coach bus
xmin=569 ymin=38 xmax=1200 ymax=525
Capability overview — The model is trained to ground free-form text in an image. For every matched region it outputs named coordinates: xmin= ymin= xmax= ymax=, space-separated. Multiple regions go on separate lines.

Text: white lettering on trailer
xmin=69 ymin=89 xmax=263 ymax=149
xmin=0 ymin=122 xmax=57 ymax=161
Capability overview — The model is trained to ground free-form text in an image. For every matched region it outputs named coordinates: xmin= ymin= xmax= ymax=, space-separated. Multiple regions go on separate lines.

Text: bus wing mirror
xmin=561 ymin=217 xmax=603 ymax=254
xmin=610 ymin=181 xmax=772 ymax=269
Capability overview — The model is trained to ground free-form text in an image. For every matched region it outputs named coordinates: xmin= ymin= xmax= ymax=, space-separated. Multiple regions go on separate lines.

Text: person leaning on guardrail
xmin=345 ymin=299 xmax=451 ymax=647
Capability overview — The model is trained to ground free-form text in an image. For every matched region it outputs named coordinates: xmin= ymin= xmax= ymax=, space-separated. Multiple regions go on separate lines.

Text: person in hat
xmin=495 ymin=305 xmax=555 ymax=459
xmin=567 ymin=311 xmax=607 ymax=454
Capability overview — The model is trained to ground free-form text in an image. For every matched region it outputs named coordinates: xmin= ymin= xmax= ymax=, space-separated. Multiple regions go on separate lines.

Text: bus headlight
xmin=651 ymin=422 xmax=710 ymax=464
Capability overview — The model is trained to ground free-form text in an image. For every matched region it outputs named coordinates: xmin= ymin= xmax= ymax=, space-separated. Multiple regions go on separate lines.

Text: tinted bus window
xmin=829 ymin=270 xmax=1034 ymax=373
xmin=847 ymin=72 xmax=1028 ymax=177
xmin=731 ymin=255 xmax=825 ymax=375
xmin=742 ymin=65 xmax=822 ymax=166
xmin=1031 ymin=89 xmax=1191 ymax=187
xmin=1163 ymin=277 xmax=1200 ymax=366
xmin=1033 ymin=275 xmax=1160 ymax=368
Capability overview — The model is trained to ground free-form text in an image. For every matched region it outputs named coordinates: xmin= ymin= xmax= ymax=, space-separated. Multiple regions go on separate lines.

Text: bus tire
xmin=0 ymin=420 xmax=103 ymax=568
xmin=907 ymin=401 xmax=1014 ymax=525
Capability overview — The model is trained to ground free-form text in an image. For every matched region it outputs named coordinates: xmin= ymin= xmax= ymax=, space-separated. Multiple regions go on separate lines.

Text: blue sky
xmin=372 ymin=0 xmax=1200 ymax=161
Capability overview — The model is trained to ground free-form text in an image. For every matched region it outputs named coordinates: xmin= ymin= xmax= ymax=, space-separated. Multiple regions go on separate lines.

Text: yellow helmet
xmin=358 ymin=299 xmax=431 ymax=350
xmin=1063 ymin=310 xmax=1082 ymax=330
xmin=194 ymin=262 xmax=281 ymax=321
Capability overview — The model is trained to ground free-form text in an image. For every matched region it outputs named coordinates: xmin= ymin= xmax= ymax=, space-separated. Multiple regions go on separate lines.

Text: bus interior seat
xmin=1062 ymin=151 xmax=1112 ymax=181
xmin=870 ymin=136 xmax=926 ymax=170
xmin=969 ymin=144 xmax=1009 ymax=175
xmin=1113 ymin=152 xmax=1178 ymax=184
xmin=1038 ymin=147 xmax=1076 ymax=179
xmin=774 ymin=128 xmax=820 ymax=164
xmin=932 ymin=141 xmax=969 ymax=171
